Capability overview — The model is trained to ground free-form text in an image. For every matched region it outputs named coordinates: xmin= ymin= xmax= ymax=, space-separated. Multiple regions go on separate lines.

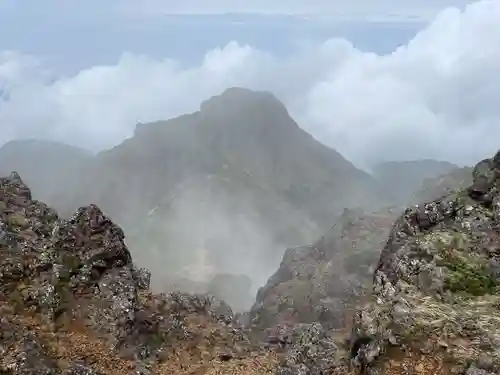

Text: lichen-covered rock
xmin=350 ymin=150 xmax=500 ymax=374
xmin=269 ymin=323 xmax=344 ymax=375
xmin=64 ymin=364 xmax=106 ymax=375
xmin=0 ymin=171 xmax=279 ymax=374
xmin=0 ymin=313 xmax=58 ymax=375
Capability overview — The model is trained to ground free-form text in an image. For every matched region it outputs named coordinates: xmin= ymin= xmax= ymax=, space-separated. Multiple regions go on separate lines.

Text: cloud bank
xmin=0 ymin=0 xmax=499 ymax=167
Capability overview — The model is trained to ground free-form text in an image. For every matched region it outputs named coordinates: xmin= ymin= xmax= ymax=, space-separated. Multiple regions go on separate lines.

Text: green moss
xmin=439 ymin=250 xmax=496 ymax=296
xmin=7 ymin=213 xmax=30 ymax=229
xmin=150 ymin=330 xmax=166 ymax=348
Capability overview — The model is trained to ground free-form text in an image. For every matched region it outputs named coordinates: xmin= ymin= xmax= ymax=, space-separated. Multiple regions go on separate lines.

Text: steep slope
xmin=55 ymin=87 xmax=384 ymax=289
xmin=372 ymin=159 xmax=458 ymax=205
xmin=249 ymin=207 xmax=397 ymax=337
xmin=0 ymin=139 xmax=91 ymax=206
xmin=350 ymin=150 xmax=500 ymax=374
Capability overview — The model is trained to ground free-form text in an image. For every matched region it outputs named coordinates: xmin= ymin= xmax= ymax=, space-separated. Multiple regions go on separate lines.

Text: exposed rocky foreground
xmin=0 ymin=172 xmax=280 ymax=374
xmin=0 ymin=171 xmax=355 ymax=375
xmin=351 ymin=150 xmax=500 ymax=374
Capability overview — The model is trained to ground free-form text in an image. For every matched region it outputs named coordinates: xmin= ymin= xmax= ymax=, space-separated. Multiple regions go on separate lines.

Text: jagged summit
xmin=134 ymin=87 xmax=292 ymax=136
xmin=200 ymin=87 xmax=284 ymax=108
xmin=199 ymin=87 xmax=291 ymax=123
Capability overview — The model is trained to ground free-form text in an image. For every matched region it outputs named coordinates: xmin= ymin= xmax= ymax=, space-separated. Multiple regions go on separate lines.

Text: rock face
xmin=350 ymin=151 xmax=500 ymax=374
xmin=0 ymin=172 xmax=279 ymax=374
xmin=249 ymin=207 xmax=397 ymax=339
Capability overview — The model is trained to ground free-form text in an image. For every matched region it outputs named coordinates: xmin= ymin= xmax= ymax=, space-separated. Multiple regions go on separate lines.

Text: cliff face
xmin=350 ymin=150 xmax=500 ymax=374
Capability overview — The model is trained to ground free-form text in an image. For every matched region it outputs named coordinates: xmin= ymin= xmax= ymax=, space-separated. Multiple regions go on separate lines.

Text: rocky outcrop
xmin=0 ymin=171 xmax=278 ymax=374
xmin=268 ymin=323 xmax=346 ymax=375
xmin=350 ymin=151 xmax=500 ymax=374
xmin=249 ymin=207 xmax=396 ymax=335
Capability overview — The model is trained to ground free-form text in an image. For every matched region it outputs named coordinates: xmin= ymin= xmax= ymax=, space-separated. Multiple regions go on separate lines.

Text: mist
xmin=122 ymin=177 xmax=290 ymax=311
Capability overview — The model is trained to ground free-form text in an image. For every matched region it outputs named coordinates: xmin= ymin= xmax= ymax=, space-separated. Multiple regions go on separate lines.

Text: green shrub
xmin=440 ymin=252 xmax=496 ymax=296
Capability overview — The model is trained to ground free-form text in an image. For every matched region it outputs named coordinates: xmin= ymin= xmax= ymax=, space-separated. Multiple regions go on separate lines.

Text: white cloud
xmin=0 ymin=0 xmax=499 ymax=167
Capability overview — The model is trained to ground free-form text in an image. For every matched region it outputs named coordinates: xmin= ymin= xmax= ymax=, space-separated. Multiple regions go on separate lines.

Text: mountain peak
xmin=133 ymin=87 xmax=292 ymax=137
xmin=199 ymin=87 xmax=290 ymax=120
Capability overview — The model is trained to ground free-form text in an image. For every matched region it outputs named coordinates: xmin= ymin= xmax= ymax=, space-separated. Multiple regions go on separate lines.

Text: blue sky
xmin=0 ymin=2 xmax=427 ymax=72
xmin=0 ymin=0 xmax=498 ymax=167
